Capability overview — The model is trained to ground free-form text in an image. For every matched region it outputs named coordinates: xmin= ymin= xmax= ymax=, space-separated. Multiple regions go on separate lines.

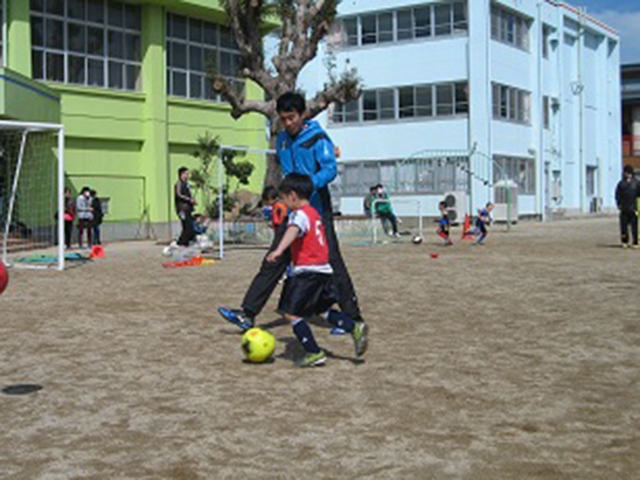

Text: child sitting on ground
xmin=266 ymin=173 xmax=368 ymax=367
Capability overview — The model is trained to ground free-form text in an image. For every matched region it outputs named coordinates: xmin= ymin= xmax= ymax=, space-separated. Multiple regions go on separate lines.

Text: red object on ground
xmin=460 ymin=214 xmax=475 ymax=241
xmin=90 ymin=245 xmax=105 ymax=258
xmin=0 ymin=262 xmax=8 ymax=294
xmin=430 ymin=253 xmax=439 ymax=259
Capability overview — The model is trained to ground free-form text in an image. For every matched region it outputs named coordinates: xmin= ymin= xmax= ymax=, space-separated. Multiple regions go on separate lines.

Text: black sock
xmin=292 ymin=319 xmax=321 ymax=354
xmin=325 ymin=309 xmax=355 ymax=333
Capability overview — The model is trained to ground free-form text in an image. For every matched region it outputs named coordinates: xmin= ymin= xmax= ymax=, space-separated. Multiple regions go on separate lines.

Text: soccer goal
xmin=0 ymin=121 xmax=65 ymax=270
xmin=209 ymin=145 xmax=276 ymax=259
xmin=370 ymin=197 xmax=424 ymax=244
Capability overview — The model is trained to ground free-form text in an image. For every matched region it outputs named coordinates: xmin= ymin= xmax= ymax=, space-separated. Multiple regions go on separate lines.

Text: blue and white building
xmin=301 ymin=0 xmax=621 ymax=219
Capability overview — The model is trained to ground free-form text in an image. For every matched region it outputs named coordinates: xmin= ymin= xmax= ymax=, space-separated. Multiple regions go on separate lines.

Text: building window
xmin=492 ymin=82 xmax=531 ymax=125
xmin=491 ymin=4 xmax=530 ymax=51
xmin=332 ymin=81 xmax=468 ymax=124
xmin=586 ymin=166 xmax=596 ymax=197
xmin=31 ymin=0 xmax=142 ymax=91
xmin=493 ymin=155 xmax=535 ymax=194
xmin=340 ymin=2 xmax=467 ymax=48
xmin=339 ymin=157 xmax=469 ymax=195
xmin=166 ymin=12 xmax=244 ymax=102
xmin=542 ymin=25 xmax=552 ymax=59
xmin=543 ymin=96 xmax=550 ymax=129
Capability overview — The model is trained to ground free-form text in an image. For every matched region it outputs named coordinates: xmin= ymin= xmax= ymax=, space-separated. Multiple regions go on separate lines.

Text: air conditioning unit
xmin=443 ymin=191 xmax=467 ymax=225
xmin=493 ymin=180 xmax=518 ymax=223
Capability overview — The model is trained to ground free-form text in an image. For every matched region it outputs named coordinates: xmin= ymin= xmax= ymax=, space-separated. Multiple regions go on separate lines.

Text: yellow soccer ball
xmin=241 ymin=328 xmax=276 ymax=363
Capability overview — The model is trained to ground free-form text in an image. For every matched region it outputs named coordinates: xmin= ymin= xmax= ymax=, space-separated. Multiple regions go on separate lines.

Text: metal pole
xmin=218 ymin=151 xmax=224 ymax=259
xmin=57 ymin=127 xmax=65 ymax=271
xmin=2 ymin=130 xmax=28 ymax=267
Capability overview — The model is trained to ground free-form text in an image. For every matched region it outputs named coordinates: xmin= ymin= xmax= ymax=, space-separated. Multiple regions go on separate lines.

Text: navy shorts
xmin=278 ymin=272 xmax=338 ymax=318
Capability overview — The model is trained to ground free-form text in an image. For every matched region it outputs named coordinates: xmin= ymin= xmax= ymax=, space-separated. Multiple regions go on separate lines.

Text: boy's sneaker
xmin=632 ymin=244 xmax=640 ymax=250
xmin=217 ymin=307 xmax=254 ymax=331
xmin=352 ymin=321 xmax=368 ymax=357
xmin=296 ymin=350 xmax=327 ymax=367
xmin=622 ymin=243 xmax=629 ymax=249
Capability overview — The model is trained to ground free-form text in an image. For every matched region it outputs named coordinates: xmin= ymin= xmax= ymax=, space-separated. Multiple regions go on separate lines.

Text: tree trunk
xmin=265 ymin=122 xmax=282 ymax=188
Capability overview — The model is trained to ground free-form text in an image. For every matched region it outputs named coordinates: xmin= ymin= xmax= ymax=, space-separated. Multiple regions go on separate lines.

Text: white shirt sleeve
xmin=288 ymin=209 xmax=310 ymax=237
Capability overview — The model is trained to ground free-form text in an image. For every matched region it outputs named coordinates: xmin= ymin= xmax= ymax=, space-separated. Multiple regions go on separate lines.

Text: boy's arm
xmin=266 ymin=225 xmax=300 ymax=262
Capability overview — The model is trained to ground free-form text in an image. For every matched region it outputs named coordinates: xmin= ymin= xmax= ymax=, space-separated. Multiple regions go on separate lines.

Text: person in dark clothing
xmin=615 ymin=164 xmax=640 ymax=249
xmin=90 ymin=189 xmax=103 ymax=246
xmin=63 ymin=187 xmax=75 ymax=249
xmin=218 ymin=92 xmax=365 ymax=331
xmin=174 ymin=167 xmax=196 ymax=247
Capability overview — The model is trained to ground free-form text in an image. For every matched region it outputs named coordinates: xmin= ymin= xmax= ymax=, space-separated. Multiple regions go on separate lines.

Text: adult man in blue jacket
xmin=219 ymin=92 xmax=365 ymax=330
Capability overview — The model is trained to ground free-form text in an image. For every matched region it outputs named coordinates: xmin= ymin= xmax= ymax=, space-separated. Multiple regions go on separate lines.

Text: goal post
xmin=0 ymin=120 xmax=65 ymax=271
xmin=371 ymin=197 xmax=424 ymax=244
xmin=214 ymin=145 xmax=276 ymax=259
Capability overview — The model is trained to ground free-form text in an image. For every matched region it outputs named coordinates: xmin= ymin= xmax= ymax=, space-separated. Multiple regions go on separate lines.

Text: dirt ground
xmin=1 ymin=217 xmax=639 ymax=479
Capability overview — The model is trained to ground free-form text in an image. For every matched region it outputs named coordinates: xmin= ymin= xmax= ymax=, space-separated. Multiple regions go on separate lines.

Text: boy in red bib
xmin=267 ymin=173 xmax=368 ymax=367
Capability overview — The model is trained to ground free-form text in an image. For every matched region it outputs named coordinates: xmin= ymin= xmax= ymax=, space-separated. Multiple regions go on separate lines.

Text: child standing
xmin=475 ymin=202 xmax=494 ymax=245
xmin=437 ymin=200 xmax=453 ymax=246
xmin=266 ymin=173 xmax=368 ymax=367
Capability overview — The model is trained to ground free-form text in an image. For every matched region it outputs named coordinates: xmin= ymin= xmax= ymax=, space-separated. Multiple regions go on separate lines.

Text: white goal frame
xmin=217 ymin=145 xmax=276 ymax=259
xmin=1 ymin=120 xmax=65 ymax=271
xmin=371 ymin=198 xmax=424 ymax=244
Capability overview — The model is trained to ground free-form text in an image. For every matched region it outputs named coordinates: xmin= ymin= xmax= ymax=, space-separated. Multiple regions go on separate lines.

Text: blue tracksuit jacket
xmin=276 ymin=120 xmax=337 ymax=215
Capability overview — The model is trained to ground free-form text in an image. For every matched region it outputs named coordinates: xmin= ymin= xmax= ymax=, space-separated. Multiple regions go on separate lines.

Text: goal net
xmin=182 ymin=146 xmax=276 ymax=260
xmin=370 ymin=197 xmax=424 ymax=245
xmin=0 ymin=121 xmax=65 ymax=270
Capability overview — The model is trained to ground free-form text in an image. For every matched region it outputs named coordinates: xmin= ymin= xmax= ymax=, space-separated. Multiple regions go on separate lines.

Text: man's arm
xmin=615 ymin=182 xmax=621 ymax=209
xmin=266 ymin=225 xmax=300 ymax=262
xmin=311 ymin=138 xmax=337 ymax=189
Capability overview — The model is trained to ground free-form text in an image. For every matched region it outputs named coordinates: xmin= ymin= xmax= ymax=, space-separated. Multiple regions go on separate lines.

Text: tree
xmin=191 ymin=132 xmax=255 ymax=218
xmin=211 ymin=0 xmax=361 ymax=187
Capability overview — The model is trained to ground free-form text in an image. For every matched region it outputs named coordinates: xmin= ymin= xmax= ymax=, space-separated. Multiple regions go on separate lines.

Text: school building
xmin=301 ymin=0 xmax=622 ymax=220
xmin=0 ymin=0 xmax=266 ymax=241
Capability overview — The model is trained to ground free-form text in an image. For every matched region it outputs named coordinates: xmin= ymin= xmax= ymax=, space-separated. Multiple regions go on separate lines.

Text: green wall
xmin=0 ymin=0 xmax=268 ymax=238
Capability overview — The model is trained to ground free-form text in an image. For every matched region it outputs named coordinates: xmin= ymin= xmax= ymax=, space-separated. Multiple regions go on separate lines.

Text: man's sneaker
xmin=622 ymin=243 xmax=629 ymax=249
xmin=330 ymin=326 xmax=347 ymax=335
xmin=217 ymin=307 xmax=254 ymax=331
xmin=296 ymin=350 xmax=327 ymax=367
xmin=352 ymin=321 xmax=368 ymax=357
xmin=632 ymin=244 xmax=640 ymax=250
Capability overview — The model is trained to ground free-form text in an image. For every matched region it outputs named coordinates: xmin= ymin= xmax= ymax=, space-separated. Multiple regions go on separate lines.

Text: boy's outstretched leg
xmin=290 ymin=317 xmax=326 ymax=367
xmin=323 ymin=309 xmax=368 ymax=357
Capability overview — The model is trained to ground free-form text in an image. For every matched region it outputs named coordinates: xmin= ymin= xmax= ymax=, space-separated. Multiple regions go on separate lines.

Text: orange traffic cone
xmin=90 ymin=244 xmax=105 ymax=258
xmin=461 ymin=214 xmax=475 ymax=241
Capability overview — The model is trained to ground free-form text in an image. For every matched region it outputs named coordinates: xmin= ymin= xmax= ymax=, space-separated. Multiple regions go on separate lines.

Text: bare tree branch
xmin=211 ymin=75 xmax=275 ymax=119
xmin=307 ymin=70 xmax=362 ymax=119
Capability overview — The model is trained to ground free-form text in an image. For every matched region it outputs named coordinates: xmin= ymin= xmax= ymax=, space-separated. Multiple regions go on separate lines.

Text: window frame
xmin=339 ymin=2 xmax=468 ymax=49
xmin=493 ymin=155 xmax=536 ymax=194
xmin=330 ymin=81 xmax=468 ymax=126
xmin=490 ymin=5 xmax=531 ymax=52
xmin=339 ymin=157 xmax=470 ymax=196
xmin=166 ymin=12 xmax=244 ymax=102
xmin=491 ymin=82 xmax=531 ymax=125
xmin=31 ymin=0 xmax=142 ymax=91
